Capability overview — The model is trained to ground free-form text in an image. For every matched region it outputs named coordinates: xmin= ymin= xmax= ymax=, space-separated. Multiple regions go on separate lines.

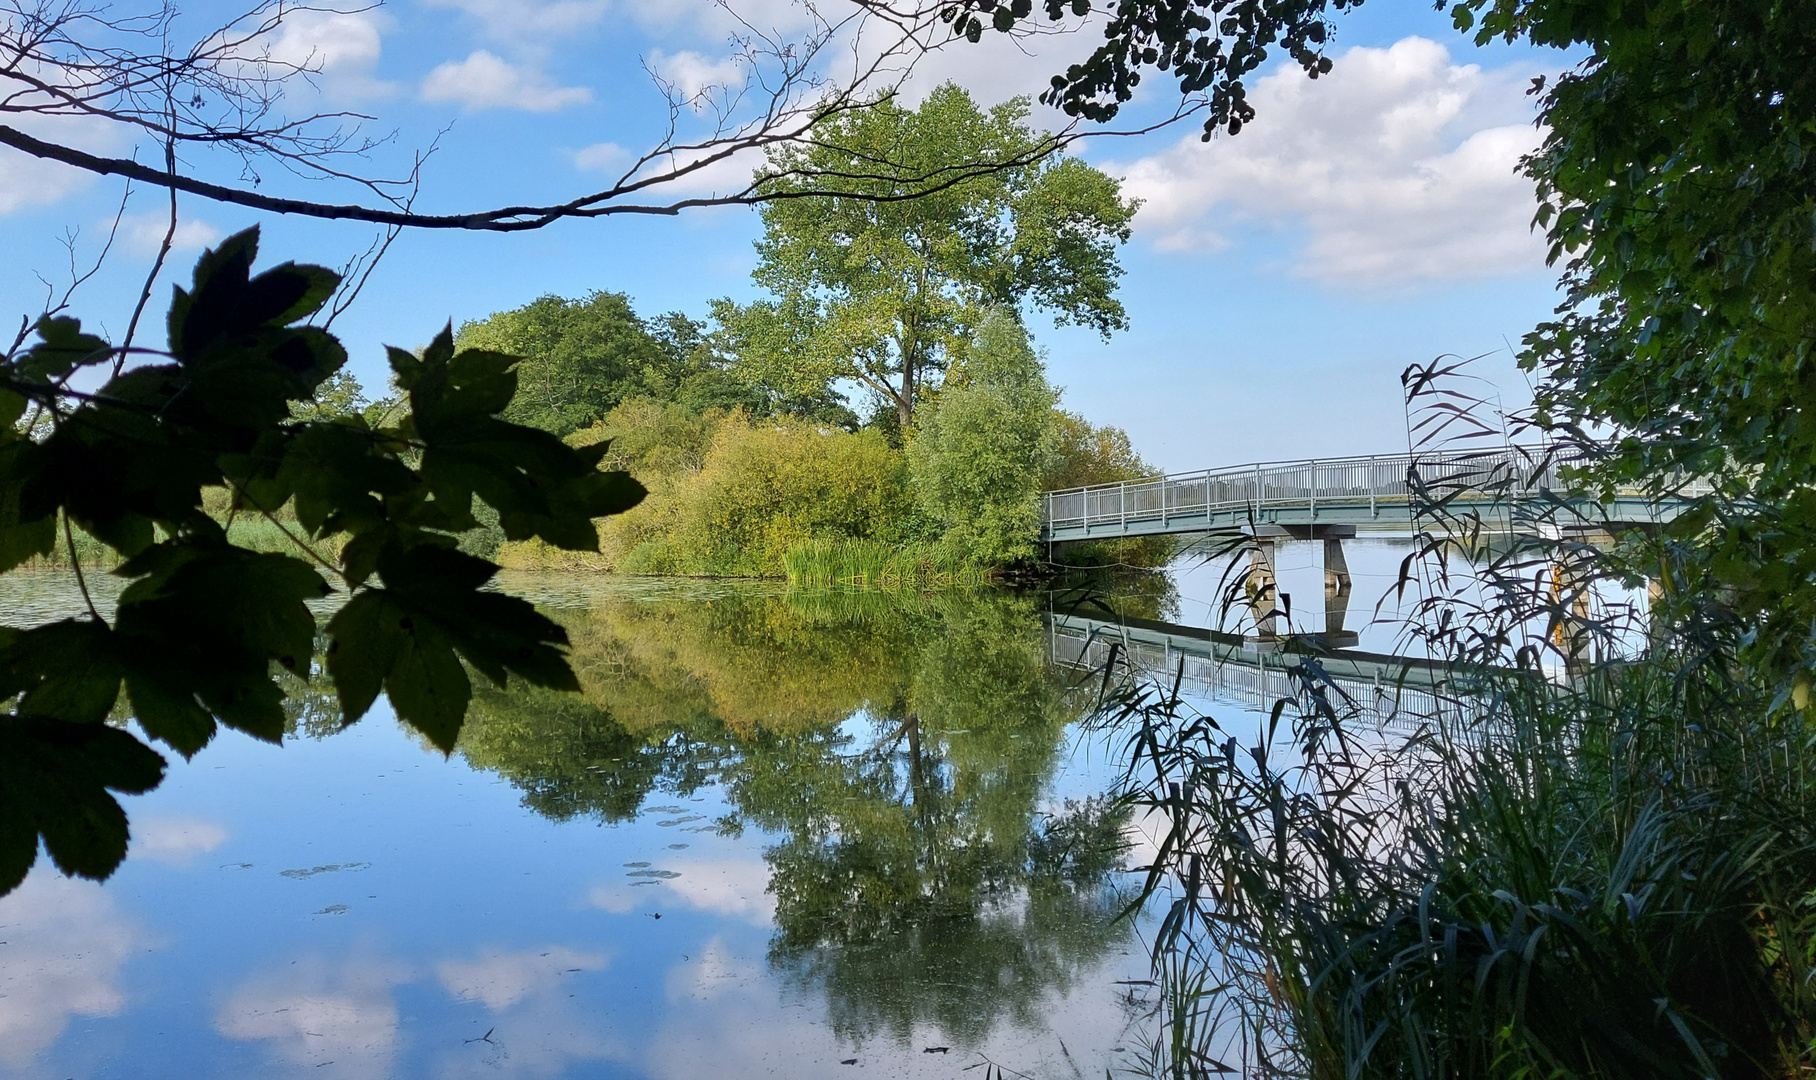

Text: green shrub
xmin=909 ymin=311 xmax=1058 ymax=565
xmin=503 ymin=409 xmax=929 ymax=576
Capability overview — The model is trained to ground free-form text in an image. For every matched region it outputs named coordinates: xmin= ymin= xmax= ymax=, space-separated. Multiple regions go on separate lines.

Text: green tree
xmin=289 ymin=370 xmax=368 ymax=424
xmin=1044 ymin=411 xmax=1154 ymax=491
xmin=0 ymin=229 xmax=645 ymax=897
xmin=713 ymin=83 xmax=1137 ymax=429
xmin=452 ymin=582 xmax=1125 ymax=1047
xmin=456 ymin=292 xmax=697 ymax=437
xmin=908 ymin=311 xmax=1059 ymax=563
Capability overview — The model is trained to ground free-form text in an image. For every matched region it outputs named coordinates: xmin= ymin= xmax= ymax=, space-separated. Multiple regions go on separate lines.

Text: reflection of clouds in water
xmin=214 ymin=954 xmax=411 ymax=1080
xmin=647 ymin=934 xmax=1144 ymax=1080
xmin=588 ymin=858 xmax=775 ymax=925
xmin=437 ymin=946 xmax=609 ymax=1011
xmin=433 ymin=947 xmax=626 ymax=1079
xmin=0 ymin=873 xmax=145 ymax=1070
xmin=660 ymin=859 xmax=775 ymax=925
xmin=586 ymin=885 xmax=638 ymax=914
xmin=131 ymin=815 xmax=229 ymax=865
xmin=665 ymin=937 xmax=761 ymax=1003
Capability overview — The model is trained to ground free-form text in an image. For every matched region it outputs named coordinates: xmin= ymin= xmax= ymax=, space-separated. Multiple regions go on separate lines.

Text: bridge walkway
xmin=1041 ymin=448 xmax=1697 ymax=545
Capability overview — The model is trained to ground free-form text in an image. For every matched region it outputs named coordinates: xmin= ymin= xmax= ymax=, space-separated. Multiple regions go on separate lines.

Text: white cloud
xmin=663 ymin=937 xmax=761 ymax=1004
xmin=886 ymin=12 xmax=1100 ymax=119
xmin=0 ymin=113 xmax=119 ymax=215
xmin=214 ymin=954 xmax=412 ymax=1080
xmin=253 ymin=9 xmax=397 ymax=101
xmin=0 ymin=873 xmax=146 ymax=1069
xmin=586 ymin=883 xmax=639 ymax=913
xmin=621 ymin=0 xmax=819 ymax=41
xmin=649 ymin=49 xmax=747 ymax=106
xmin=420 ymin=51 xmax=593 ymax=113
xmin=574 ymin=140 xmax=766 ymax=200
xmin=422 ymin=0 xmax=611 ymax=51
xmin=572 ymin=141 xmax=632 ymax=175
xmin=589 ymin=858 xmax=773 ymax=924
xmin=437 ymin=946 xmax=609 ymax=1011
xmin=656 ymin=858 xmax=776 ymax=925
xmin=1110 ymin=36 xmax=1549 ymax=287
xmin=131 ymin=814 xmax=229 ymax=864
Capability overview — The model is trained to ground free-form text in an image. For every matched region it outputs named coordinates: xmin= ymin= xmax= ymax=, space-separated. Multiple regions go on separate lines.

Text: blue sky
xmin=0 ymin=0 xmax=1573 ymax=471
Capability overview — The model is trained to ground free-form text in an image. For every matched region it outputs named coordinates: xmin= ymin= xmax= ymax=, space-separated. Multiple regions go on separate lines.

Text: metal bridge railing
xmin=1042 ymin=447 xmax=1691 ymax=534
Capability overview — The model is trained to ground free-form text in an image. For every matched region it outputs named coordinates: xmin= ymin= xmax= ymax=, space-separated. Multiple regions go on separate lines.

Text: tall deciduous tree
xmin=713 ymin=83 xmax=1137 ymax=429
xmin=455 ymin=293 xmax=692 ymax=438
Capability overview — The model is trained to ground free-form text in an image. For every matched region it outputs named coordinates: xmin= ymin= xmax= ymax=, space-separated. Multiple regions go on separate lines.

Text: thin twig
xmin=219 ymin=472 xmax=344 ymax=578
xmin=120 ymin=130 xmax=180 ymax=372
xmin=63 ymin=513 xmax=102 ymax=622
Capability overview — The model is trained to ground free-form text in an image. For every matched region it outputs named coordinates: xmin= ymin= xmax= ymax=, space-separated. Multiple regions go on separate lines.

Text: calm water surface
xmin=1 ymin=573 xmax=1154 ymax=1080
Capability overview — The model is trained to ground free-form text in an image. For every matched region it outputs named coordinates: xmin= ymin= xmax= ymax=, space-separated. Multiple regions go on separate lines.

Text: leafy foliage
xmin=454 ymin=583 xmax=1130 ymax=1045
xmin=935 ymin=0 xmax=1349 ymax=135
xmin=969 ymin=0 xmax=1816 ymax=691
xmin=908 ymin=310 xmax=1060 ymax=564
xmin=504 ymin=409 xmax=925 ymax=577
xmin=457 ymin=293 xmax=732 ymax=437
xmin=0 ymin=228 xmax=644 ymax=895
xmin=713 ymin=83 xmax=1137 ymax=428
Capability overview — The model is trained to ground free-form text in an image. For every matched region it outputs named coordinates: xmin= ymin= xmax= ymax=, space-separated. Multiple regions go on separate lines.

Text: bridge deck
xmin=1041 ymin=449 xmax=1696 ymax=544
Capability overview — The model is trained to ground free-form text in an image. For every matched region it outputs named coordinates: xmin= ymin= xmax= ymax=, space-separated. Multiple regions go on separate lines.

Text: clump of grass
xmin=783 ymin=538 xmax=992 ymax=590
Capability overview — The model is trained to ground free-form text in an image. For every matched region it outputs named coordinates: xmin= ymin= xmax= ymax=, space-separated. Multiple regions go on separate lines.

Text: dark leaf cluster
xmin=0 ymin=227 xmax=645 ymax=896
xmin=938 ymin=0 xmax=1351 ymax=136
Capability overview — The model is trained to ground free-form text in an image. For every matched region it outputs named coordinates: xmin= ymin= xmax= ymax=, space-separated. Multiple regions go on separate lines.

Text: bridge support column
xmin=1323 ymin=537 xmax=1352 ymax=636
xmin=1246 ymin=541 xmax=1279 ymax=639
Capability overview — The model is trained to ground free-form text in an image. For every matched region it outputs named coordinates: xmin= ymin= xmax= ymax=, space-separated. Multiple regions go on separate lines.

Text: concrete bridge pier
xmin=1246 ymin=525 xmax=1357 ymax=643
xmin=1245 ymin=540 xmax=1279 ymax=638
xmin=1324 ymin=536 xmax=1353 ymax=637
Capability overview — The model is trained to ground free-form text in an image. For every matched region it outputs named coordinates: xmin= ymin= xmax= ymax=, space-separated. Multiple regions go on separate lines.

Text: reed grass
xmin=782 ymin=538 xmax=992 ymax=590
xmin=1094 ymin=360 xmax=1816 ymax=1079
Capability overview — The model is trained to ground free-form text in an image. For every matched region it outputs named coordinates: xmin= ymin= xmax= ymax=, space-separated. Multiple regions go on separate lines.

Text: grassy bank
xmin=26 ymin=512 xmax=345 ymax=571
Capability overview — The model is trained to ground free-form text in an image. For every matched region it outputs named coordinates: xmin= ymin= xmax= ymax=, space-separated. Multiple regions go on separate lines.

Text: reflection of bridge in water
xmin=1045 ymin=611 xmax=1465 ymax=732
xmin=1042 ymin=448 xmax=1700 ymax=641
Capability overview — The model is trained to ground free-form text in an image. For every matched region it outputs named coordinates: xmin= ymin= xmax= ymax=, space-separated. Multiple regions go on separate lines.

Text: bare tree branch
xmin=0 ymin=0 xmax=1200 ymax=233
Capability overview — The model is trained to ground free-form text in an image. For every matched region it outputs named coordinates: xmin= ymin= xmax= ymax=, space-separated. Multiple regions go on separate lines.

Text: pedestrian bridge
xmin=1040 ymin=448 xmax=1698 ymax=545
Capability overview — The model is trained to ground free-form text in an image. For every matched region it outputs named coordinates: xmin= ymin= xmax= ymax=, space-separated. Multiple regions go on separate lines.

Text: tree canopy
xmin=712 ymin=83 xmax=1138 ymax=428
xmin=456 ymin=294 xmax=719 ymax=438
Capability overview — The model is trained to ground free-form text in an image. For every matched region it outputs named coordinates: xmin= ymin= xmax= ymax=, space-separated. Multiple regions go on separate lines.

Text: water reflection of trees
xmin=454 ymin=584 xmax=1132 ymax=1048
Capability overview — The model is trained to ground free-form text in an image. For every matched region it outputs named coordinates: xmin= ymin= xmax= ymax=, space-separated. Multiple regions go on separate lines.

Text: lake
xmin=1 ymin=573 xmax=1169 ymax=1080
xmin=1 ymin=521 xmax=1650 ymax=1080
